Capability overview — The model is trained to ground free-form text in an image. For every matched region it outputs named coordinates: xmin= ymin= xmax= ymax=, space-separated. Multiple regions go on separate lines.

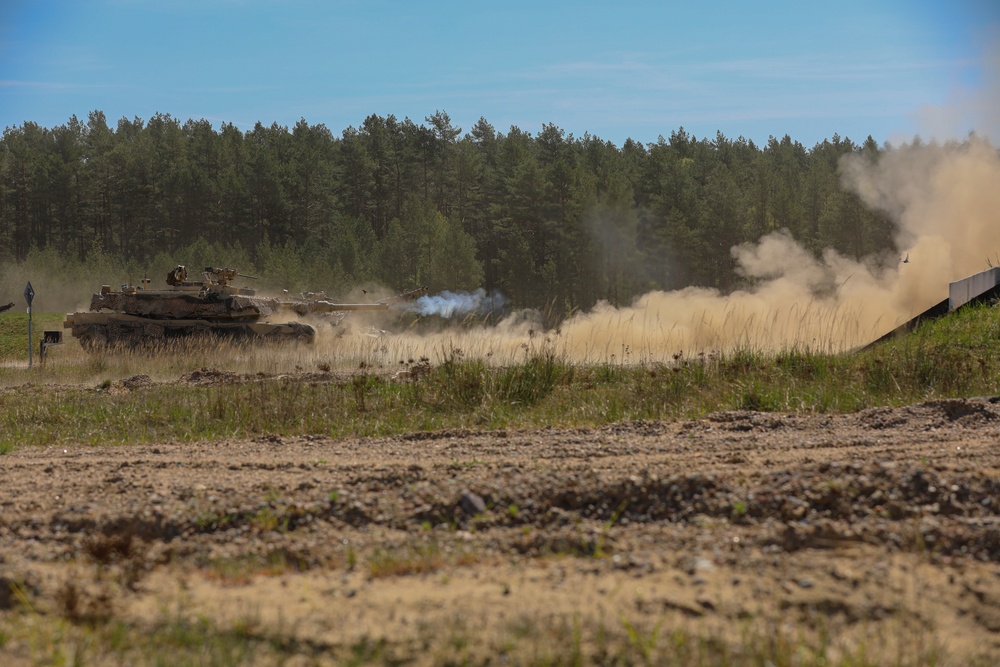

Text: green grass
xmin=0 ymin=312 xmax=66 ymax=360
xmin=0 ymin=304 xmax=999 ymax=452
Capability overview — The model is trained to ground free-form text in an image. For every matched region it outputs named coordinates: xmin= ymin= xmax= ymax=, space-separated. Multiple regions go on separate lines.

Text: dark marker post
xmin=24 ymin=281 xmax=34 ymax=367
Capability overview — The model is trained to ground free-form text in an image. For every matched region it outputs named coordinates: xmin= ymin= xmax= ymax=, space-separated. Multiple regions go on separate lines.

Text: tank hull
xmin=64 ymin=312 xmax=315 ymax=350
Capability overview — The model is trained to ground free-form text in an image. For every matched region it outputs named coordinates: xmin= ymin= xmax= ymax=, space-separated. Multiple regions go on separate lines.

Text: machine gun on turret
xmin=164 ymin=265 xmax=258 ymax=288
xmin=204 ymin=267 xmax=259 ymax=285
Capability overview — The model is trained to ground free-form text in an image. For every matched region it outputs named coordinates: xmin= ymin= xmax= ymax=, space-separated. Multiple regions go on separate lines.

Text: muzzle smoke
xmin=410 ymin=289 xmax=507 ymax=318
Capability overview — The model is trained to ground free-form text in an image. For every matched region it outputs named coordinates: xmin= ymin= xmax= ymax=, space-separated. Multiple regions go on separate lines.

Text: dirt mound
xmin=179 ymin=366 xmax=243 ymax=384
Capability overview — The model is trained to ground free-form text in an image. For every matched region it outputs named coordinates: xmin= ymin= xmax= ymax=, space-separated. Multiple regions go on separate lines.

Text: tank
xmin=63 ymin=265 xmax=427 ymax=350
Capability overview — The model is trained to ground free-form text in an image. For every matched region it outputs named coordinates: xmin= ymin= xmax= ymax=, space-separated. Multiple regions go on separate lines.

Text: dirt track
xmin=2 ymin=395 xmax=1000 ymax=664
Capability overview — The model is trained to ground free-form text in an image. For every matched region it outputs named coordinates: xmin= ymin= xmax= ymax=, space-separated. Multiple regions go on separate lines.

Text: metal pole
xmin=24 ymin=281 xmax=35 ymax=368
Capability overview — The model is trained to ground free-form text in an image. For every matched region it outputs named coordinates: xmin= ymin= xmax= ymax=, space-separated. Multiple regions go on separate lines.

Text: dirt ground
xmin=2 ymin=387 xmax=1000 ymax=664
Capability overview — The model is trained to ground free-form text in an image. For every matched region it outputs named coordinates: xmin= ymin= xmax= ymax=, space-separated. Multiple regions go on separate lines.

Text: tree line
xmin=0 ymin=110 xmax=896 ymax=313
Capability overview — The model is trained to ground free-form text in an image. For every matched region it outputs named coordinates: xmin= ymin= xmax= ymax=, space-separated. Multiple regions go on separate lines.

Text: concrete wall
xmin=949 ymin=267 xmax=1000 ymax=311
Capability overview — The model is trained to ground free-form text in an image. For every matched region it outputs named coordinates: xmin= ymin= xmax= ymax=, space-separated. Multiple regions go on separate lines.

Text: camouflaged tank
xmin=64 ymin=265 xmax=427 ymax=350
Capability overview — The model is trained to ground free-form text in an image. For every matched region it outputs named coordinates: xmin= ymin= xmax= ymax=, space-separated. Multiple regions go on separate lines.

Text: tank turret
xmin=64 ymin=265 xmax=427 ymax=350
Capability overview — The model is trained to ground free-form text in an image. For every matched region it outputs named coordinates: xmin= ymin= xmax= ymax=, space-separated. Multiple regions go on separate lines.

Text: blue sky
xmin=2 ymin=0 xmax=998 ymax=147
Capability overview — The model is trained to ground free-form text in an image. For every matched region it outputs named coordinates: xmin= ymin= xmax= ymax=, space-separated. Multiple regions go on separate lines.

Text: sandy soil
xmin=2 ymin=391 xmax=1000 ymax=664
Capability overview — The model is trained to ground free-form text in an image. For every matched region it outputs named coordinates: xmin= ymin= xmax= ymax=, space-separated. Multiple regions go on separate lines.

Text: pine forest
xmin=0 ymin=110 xmax=898 ymax=315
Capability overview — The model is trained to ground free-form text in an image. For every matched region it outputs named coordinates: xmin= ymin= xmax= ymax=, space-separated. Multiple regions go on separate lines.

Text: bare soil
xmin=2 ymin=390 xmax=1000 ymax=664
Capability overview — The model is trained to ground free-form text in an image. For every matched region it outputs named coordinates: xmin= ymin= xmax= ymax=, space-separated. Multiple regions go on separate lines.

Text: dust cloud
xmin=0 ymin=267 xmax=98 ymax=315
xmin=373 ymin=137 xmax=1000 ymax=365
xmin=568 ymin=138 xmax=1000 ymax=360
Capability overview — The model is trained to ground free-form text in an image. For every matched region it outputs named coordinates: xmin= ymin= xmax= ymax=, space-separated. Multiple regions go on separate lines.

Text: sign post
xmin=24 ymin=282 xmax=34 ymax=368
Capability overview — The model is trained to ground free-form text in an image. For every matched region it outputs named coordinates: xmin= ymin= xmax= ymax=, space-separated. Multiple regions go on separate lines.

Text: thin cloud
xmin=702 ymin=55 xmax=978 ymax=81
xmin=0 ymin=79 xmax=128 ymax=92
xmin=532 ymin=53 xmax=969 ymax=86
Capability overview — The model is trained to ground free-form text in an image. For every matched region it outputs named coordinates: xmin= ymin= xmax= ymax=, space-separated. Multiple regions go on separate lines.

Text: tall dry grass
xmin=0 ymin=302 xmax=997 ymax=453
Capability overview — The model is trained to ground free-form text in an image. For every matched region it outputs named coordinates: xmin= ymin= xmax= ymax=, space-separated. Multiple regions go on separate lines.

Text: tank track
xmin=72 ymin=318 xmax=315 ymax=351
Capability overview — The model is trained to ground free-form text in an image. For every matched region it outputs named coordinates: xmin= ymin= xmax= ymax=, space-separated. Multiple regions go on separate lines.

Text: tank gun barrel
xmin=310 ymin=301 xmax=390 ymax=312
xmin=287 ymin=286 xmax=426 ymax=317
xmin=288 ymin=300 xmax=389 ymax=316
